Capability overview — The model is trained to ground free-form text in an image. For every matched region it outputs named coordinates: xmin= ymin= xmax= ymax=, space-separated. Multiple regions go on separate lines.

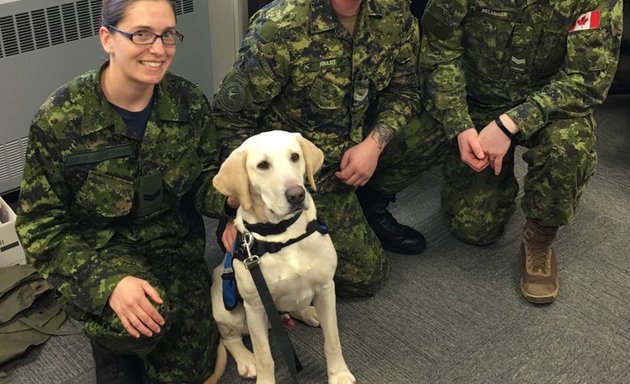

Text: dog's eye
xmin=290 ymin=153 xmax=300 ymax=162
xmin=257 ymin=161 xmax=270 ymax=170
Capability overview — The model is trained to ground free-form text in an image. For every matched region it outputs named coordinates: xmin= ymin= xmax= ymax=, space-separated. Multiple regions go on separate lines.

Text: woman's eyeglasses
xmin=106 ymin=25 xmax=184 ymax=46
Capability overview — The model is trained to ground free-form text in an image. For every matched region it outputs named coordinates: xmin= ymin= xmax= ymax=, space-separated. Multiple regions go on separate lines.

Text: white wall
xmin=207 ymin=1 xmax=248 ymax=98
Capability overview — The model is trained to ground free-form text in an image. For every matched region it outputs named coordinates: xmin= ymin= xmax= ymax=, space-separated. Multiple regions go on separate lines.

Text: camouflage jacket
xmin=213 ymin=0 xmax=420 ymax=164
xmin=421 ymin=0 xmax=623 ymax=139
xmin=15 ymin=65 xmax=225 ymax=316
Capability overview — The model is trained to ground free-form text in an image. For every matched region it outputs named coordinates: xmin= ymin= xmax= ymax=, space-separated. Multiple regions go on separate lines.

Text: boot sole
xmin=382 ymin=243 xmax=427 ymax=255
xmin=520 ymin=278 xmax=559 ymax=304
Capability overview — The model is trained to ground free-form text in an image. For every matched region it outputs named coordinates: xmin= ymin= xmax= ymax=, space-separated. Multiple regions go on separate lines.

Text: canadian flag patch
xmin=569 ymin=10 xmax=601 ymax=32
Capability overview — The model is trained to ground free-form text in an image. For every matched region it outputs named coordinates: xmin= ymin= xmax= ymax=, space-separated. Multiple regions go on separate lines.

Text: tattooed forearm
xmin=370 ymin=122 xmax=395 ymax=150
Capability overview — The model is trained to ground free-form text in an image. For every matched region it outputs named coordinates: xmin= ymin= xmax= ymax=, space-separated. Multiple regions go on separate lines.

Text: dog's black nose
xmin=285 ymin=186 xmax=305 ymax=205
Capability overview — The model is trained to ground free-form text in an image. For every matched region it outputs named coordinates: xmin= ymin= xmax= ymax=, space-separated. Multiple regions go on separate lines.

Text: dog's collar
xmin=234 ymin=218 xmax=329 ymax=258
xmin=243 ymin=211 xmax=303 ymax=236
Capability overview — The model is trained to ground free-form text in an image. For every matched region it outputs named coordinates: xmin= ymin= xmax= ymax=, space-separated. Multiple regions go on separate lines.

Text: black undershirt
xmin=109 ymin=96 xmax=154 ymax=140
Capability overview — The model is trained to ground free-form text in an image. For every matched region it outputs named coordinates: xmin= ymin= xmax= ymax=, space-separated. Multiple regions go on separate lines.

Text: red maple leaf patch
xmin=577 ymin=15 xmax=589 ymax=26
xmin=569 ymin=10 xmax=601 ymax=32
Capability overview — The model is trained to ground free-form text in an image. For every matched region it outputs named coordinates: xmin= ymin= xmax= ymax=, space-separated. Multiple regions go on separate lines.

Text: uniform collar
xmin=79 ymin=63 xmax=126 ymax=137
xmin=310 ymin=0 xmax=382 ymax=34
xmin=80 ymin=62 xmax=185 ymax=137
xmin=153 ymin=72 xmax=186 ymax=123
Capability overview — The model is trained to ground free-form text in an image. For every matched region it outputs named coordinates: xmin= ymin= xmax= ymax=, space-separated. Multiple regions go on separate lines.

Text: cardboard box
xmin=0 ymin=196 xmax=26 ymax=268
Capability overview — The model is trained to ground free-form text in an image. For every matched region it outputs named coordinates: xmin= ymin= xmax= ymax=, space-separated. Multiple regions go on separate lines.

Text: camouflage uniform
xmin=15 ymin=64 xmax=225 ymax=383
xmin=213 ymin=0 xmax=447 ymax=297
xmin=420 ymin=0 xmax=623 ymax=244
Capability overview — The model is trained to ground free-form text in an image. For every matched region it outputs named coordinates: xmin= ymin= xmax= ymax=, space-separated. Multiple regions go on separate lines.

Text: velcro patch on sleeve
xmin=569 ymin=10 xmax=601 ymax=32
xmin=217 ymin=72 xmax=248 ymax=113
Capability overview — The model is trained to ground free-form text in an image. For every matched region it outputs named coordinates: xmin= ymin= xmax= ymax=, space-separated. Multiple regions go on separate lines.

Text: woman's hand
xmin=108 ymin=276 xmax=165 ymax=338
xmin=222 ymin=219 xmax=238 ymax=252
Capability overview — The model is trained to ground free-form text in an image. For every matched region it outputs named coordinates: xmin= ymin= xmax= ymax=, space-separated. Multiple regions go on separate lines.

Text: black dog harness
xmin=220 ymin=212 xmax=329 ymax=383
xmin=239 ymin=214 xmax=329 ymax=257
xmin=221 ymin=211 xmax=329 ymax=310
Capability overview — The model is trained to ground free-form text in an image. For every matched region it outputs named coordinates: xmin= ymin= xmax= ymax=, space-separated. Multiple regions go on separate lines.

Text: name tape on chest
xmin=569 ymin=10 xmax=601 ymax=32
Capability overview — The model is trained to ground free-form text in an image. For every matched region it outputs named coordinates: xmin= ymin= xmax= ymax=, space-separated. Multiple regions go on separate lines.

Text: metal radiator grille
xmin=0 ymin=138 xmax=28 ymax=183
xmin=0 ymin=0 xmax=194 ymax=59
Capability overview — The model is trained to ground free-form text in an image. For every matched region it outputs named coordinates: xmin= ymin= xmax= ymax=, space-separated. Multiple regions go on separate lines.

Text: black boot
xmin=356 ymin=186 xmax=426 ymax=255
xmin=91 ymin=340 xmax=146 ymax=384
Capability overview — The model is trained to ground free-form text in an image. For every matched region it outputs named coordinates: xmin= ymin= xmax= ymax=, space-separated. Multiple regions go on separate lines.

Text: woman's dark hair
xmin=101 ymin=0 xmax=176 ymax=27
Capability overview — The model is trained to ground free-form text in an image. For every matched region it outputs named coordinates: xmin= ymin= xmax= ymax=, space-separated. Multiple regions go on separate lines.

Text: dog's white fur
xmin=204 ymin=131 xmax=355 ymax=384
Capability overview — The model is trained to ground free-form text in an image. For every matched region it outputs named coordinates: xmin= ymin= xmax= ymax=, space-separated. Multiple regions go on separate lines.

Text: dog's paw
xmin=234 ymin=352 xmax=257 ymax=379
xmin=329 ymin=371 xmax=356 ymax=384
xmin=281 ymin=313 xmax=296 ymax=328
xmin=290 ymin=306 xmax=320 ymax=327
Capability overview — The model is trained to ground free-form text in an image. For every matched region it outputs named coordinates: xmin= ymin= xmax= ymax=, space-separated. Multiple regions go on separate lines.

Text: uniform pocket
xmin=464 ymin=4 xmax=514 ymax=72
xmin=65 ymin=144 xmax=136 ymax=195
xmin=75 ymin=170 xmax=134 ymax=218
xmin=533 ymin=29 xmax=567 ymax=78
xmin=308 ymin=75 xmax=345 ymax=110
xmin=161 ymin=148 xmax=202 ymax=198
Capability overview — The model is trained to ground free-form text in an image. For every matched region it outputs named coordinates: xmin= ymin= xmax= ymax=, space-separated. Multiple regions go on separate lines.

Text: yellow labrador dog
xmin=205 ymin=131 xmax=355 ymax=384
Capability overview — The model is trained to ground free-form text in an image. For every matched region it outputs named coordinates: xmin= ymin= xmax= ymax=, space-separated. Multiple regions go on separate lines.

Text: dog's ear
xmin=212 ymin=150 xmax=253 ymax=211
xmin=297 ymin=135 xmax=324 ymax=191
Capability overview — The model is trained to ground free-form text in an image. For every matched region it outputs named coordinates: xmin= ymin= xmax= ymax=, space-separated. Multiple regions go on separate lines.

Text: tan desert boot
xmin=520 ymin=219 xmax=559 ymax=304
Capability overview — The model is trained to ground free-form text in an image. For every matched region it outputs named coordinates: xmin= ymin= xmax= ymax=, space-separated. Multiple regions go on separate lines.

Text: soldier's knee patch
xmin=448 ymin=216 xmax=504 ymax=246
xmin=442 ymin=186 xmax=516 ymax=244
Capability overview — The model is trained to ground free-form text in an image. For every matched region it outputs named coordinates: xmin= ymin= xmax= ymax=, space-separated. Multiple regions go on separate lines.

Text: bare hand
xmin=457 ymin=128 xmax=489 ymax=172
xmin=222 ymin=219 xmax=238 ymax=252
xmin=335 ymin=137 xmax=382 ymax=186
xmin=109 ymin=276 xmax=165 ymax=338
xmin=478 ymin=119 xmax=513 ymax=175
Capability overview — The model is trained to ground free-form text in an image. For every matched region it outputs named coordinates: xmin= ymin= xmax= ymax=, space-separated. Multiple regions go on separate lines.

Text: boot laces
xmin=381 ymin=209 xmax=398 ymax=227
xmin=528 ymin=243 xmax=549 ymax=273
xmin=525 ymin=226 xmax=555 ymax=273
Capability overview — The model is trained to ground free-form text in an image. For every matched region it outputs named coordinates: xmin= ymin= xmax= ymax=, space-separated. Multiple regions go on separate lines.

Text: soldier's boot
xmin=520 ymin=219 xmax=559 ymax=304
xmin=356 ymin=186 xmax=426 ymax=255
xmin=91 ymin=340 xmax=146 ymax=384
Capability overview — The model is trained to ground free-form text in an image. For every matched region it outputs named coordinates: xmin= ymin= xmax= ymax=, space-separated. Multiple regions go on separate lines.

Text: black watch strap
xmin=495 ymin=117 xmax=517 ymax=140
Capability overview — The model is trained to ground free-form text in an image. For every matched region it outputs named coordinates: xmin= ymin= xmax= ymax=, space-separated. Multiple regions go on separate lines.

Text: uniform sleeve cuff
xmin=506 ymin=100 xmax=546 ymax=139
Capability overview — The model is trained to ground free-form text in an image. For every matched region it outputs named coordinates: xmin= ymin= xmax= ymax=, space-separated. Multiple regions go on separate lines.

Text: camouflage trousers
xmin=71 ymin=225 xmax=218 ymax=384
xmin=313 ymin=111 xmax=448 ymax=297
xmin=442 ymin=114 xmax=597 ymax=245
